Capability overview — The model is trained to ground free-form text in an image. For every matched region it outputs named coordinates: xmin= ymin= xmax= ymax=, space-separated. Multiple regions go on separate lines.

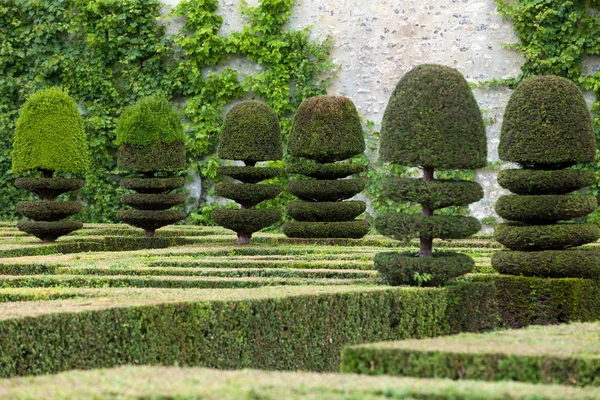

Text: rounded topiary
xmin=493 ymin=75 xmax=599 ymax=279
xmin=116 ymin=95 xmax=186 ymax=172
xmin=380 ymin=64 xmax=487 ymax=170
xmin=218 ymin=100 xmax=282 ymax=164
xmin=213 ymin=100 xmax=283 ymax=244
xmin=12 ymin=87 xmax=89 ymax=175
xmin=12 ymin=87 xmax=88 ymax=242
xmin=499 ymin=76 xmax=595 ymax=167
xmin=116 ymin=96 xmax=187 ymax=237
xmin=375 ymin=64 xmax=487 ymax=286
xmin=284 ymin=96 xmax=369 ymax=239
xmin=287 ymin=96 xmax=364 ymax=163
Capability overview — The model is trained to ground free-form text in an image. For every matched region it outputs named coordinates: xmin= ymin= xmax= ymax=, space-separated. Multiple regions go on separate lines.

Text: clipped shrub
xmin=375 ymin=64 xmax=487 ymax=286
xmin=284 ymin=96 xmax=369 ymax=239
xmin=493 ymin=76 xmax=600 ymax=279
xmin=213 ymin=100 xmax=282 ymax=244
xmin=116 ymin=96 xmax=187 ymax=237
xmin=12 ymin=87 xmax=88 ymax=241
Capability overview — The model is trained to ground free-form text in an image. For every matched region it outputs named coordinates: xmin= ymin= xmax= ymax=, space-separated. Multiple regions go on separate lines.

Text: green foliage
xmin=287 ymin=96 xmax=365 ymax=163
xmin=212 ymin=208 xmax=282 ymax=236
xmin=495 ymin=222 xmax=600 ymax=251
xmin=218 ymin=100 xmax=282 ymax=163
xmin=375 ymin=214 xmax=481 ymax=242
xmin=214 ymin=183 xmax=282 ymax=208
xmin=380 ymin=64 xmax=487 ymax=170
xmin=12 ymin=87 xmax=89 ymax=175
xmin=287 ymin=179 xmax=366 ymax=202
xmin=120 ymin=177 xmax=185 ymax=194
xmin=120 ymin=193 xmax=186 ymax=211
xmin=498 ymin=169 xmax=597 ymax=195
xmin=493 ymin=249 xmax=600 ymax=279
xmin=286 ymin=201 xmax=366 ymax=222
xmin=495 ymin=194 xmax=597 ymax=223
xmin=118 ymin=141 xmax=187 ymax=173
xmin=14 ymin=178 xmax=85 ymax=200
xmin=383 ymin=178 xmax=483 ymax=210
xmin=16 ymin=201 xmax=82 ymax=221
xmin=116 ymin=96 xmax=184 ymax=147
xmin=16 ymin=220 xmax=83 ymax=242
xmin=116 ymin=209 xmax=186 ymax=233
xmin=282 ymin=220 xmax=370 ymax=239
xmin=500 ymin=76 xmax=595 ymax=166
xmin=0 ymin=0 xmax=333 ymax=222
xmin=286 ymin=162 xmax=366 ymax=180
xmin=374 ymin=252 xmax=475 ymax=287
xmin=217 ymin=166 xmax=281 ymax=184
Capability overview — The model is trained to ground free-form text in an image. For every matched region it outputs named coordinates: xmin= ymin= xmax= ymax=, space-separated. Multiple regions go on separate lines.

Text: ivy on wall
xmin=0 ymin=0 xmax=333 ymax=223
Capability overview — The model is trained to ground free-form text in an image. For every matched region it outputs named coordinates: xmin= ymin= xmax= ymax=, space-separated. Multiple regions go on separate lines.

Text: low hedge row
xmin=0 ymin=284 xmax=496 ymax=377
xmin=495 ymin=195 xmax=597 ymax=222
xmin=341 ymin=322 xmax=600 ymax=387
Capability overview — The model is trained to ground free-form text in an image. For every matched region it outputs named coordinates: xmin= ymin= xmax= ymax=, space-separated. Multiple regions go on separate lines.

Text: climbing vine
xmin=0 ymin=0 xmax=333 ymax=223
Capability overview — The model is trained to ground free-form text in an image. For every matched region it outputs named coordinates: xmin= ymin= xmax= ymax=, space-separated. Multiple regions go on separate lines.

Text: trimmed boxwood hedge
xmin=120 ymin=194 xmax=186 ymax=211
xmin=383 ymin=178 xmax=483 ymax=210
xmin=287 ymin=179 xmax=366 ymax=202
xmin=120 ymin=177 xmax=185 ymax=194
xmin=492 ymin=249 xmax=600 ymax=279
xmin=16 ymin=220 xmax=83 ymax=242
xmin=116 ymin=210 xmax=187 ymax=233
xmin=214 ymin=184 xmax=282 ymax=208
xmin=499 ymin=76 xmax=595 ymax=167
xmin=495 ymin=194 xmax=597 ymax=222
xmin=286 ymin=163 xmax=366 ymax=180
xmin=287 ymin=96 xmax=364 ymax=163
xmin=218 ymin=100 xmax=282 ymax=163
xmin=212 ymin=209 xmax=282 ymax=234
xmin=0 ymin=285 xmax=499 ymax=377
xmin=380 ymin=64 xmax=487 ymax=170
xmin=217 ymin=166 xmax=281 ymax=184
xmin=118 ymin=142 xmax=186 ymax=173
xmin=498 ymin=169 xmax=597 ymax=195
xmin=16 ymin=201 xmax=82 ymax=221
xmin=374 ymin=252 xmax=475 ymax=287
xmin=282 ymin=221 xmax=370 ymax=239
xmin=286 ymin=201 xmax=365 ymax=222
xmin=495 ymin=222 xmax=600 ymax=251
xmin=375 ymin=214 xmax=481 ymax=241
xmin=14 ymin=178 xmax=85 ymax=200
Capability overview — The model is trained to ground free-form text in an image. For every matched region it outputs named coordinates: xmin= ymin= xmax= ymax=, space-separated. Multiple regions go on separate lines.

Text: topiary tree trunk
xmin=492 ymin=76 xmax=600 ymax=279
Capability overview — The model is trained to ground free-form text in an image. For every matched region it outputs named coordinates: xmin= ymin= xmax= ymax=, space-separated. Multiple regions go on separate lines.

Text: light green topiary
xmin=12 ymin=87 xmax=89 ymax=175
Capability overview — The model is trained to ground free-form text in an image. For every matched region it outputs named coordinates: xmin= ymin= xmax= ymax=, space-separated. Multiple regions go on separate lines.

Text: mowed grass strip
xmin=2 ymin=366 xmax=600 ymax=400
xmin=0 ymin=274 xmax=376 ymax=289
xmin=341 ymin=322 xmax=600 ymax=387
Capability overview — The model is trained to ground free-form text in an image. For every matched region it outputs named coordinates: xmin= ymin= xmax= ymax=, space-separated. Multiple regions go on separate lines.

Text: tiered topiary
xmin=493 ymin=76 xmax=600 ymax=278
xmin=116 ymin=96 xmax=187 ymax=237
xmin=212 ymin=100 xmax=283 ymax=245
xmin=282 ymin=95 xmax=370 ymax=239
xmin=12 ymin=87 xmax=89 ymax=242
xmin=374 ymin=64 xmax=487 ymax=286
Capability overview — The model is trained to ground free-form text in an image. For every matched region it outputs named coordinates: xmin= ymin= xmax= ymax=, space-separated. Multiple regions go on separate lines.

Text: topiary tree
xmin=374 ymin=64 xmax=487 ymax=286
xmin=212 ymin=100 xmax=283 ymax=244
xmin=493 ymin=75 xmax=600 ymax=278
xmin=116 ymin=95 xmax=187 ymax=237
xmin=12 ymin=87 xmax=89 ymax=242
xmin=283 ymin=95 xmax=370 ymax=239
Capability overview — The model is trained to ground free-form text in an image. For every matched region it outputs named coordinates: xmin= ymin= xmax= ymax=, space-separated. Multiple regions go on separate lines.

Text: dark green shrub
xmin=374 ymin=252 xmax=474 ymax=287
xmin=12 ymin=87 xmax=88 ymax=242
xmin=498 ymin=169 xmax=596 ymax=195
xmin=287 ymin=180 xmax=366 ymax=202
xmin=213 ymin=101 xmax=283 ymax=244
xmin=282 ymin=221 xmax=370 ymax=239
xmin=380 ymin=64 xmax=486 ymax=170
xmin=218 ymin=100 xmax=282 ymax=164
xmin=286 ymin=163 xmax=365 ymax=180
xmin=116 ymin=96 xmax=187 ymax=237
xmin=499 ymin=76 xmax=595 ymax=167
xmin=495 ymin=195 xmax=597 ymax=223
xmin=493 ymin=76 xmax=599 ymax=279
xmin=214 ymin=184 xmax=282 ymax=209
xmin=12 ymin=87 xmax=89 ymax=175
xmin=286 ymin=201 xmax=366 ymax=222
xmin=16 ymin=201 xmax=82 ymax=221
xmin=375 ymin=64 xmax=486 ymax=286
xmin=217 ymin=166 xmax=281 ymax=184
xmin=287 ymin=96 xmax=364 ymax=163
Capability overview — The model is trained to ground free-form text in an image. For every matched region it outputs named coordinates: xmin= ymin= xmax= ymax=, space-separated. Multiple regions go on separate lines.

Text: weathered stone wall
xmin=161 ymin=0 xmax=561 ymax=226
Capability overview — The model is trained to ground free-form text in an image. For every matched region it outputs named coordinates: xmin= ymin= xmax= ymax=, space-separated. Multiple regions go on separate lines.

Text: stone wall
xmin=162 ymin=0 xmax=587 ymax=227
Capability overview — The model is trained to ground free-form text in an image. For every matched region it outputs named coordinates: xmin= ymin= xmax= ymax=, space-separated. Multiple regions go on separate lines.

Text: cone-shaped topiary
xmin=283 ymin=95 xmax=370 ymax=239
xmin=12 ymin=87 xmax=88 ymax=242
xmin=116 ymin=96 xmax=187 ymax=237
xmin=375 ymin=64 xmax=487 ymax=286
xmin=213 ymin=100 xmax=283 ymax=244
xmin=493 ymin=76 xmax=600 ymax=278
